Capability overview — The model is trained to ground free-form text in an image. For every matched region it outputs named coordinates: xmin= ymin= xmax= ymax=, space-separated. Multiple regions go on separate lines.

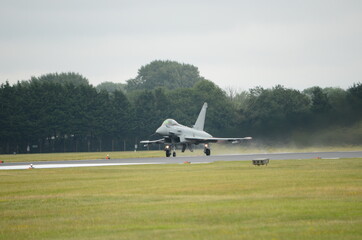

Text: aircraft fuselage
xmin=156 ymin=122 xmax=212 ymax=144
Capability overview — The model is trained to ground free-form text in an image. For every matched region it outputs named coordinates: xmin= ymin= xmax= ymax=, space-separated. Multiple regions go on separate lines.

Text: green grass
xmin=1 ymin=145 xmax=362 ymax=163
xmin=0 ymin=158 xmax=361 ymax=239
xmin=0 ymin=151 xmax=165 ymax=163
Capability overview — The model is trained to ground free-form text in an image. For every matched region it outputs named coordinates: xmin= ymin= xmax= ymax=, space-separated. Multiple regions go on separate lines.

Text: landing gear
xmin=204 ymin=143 xmax=211 ymax=156
xmin=165 ymin=145 xmax=171 ymax=157
xmin=166 ymin=149 xmax=171 ymax=157
xmin=204 ymin=148 xmax=210 ymax=156
xmin=165 ymin=145 xmax=176 ymax=157
xmin=172 ymin=145 xmax=176 ymax=157
xmin=181 ymin=144 xmax=186 ymax=152
xmin=182 ymin=144 xmax=193 ymax=153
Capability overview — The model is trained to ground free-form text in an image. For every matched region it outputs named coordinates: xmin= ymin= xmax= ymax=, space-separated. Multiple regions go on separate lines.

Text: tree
xmin=165 ymin=80 xmax=237 ymax=137
xmin=96 ymin=82 xmax=125 ymax=93
xmin=323 ymin=87 xmax=349 ymax=125
xmin=2 ymin=65 xmax=362 ymax=153
xmin=125 ymin=60 xmax=204 ymax=91
xmin=109 ymin=90 xmax=133 ymax=150
xmin=133 ymin=90 xmax=158 ymax=140
xmin=243 ymin=85 xmax=310 ymax=137
xmin=306 ymin=87 xmax=331 ymax=114
xmin=347 ymin=82 xmax=362 ymax=121
xmin=27 ymin=72 xmax=89 ymax=87
xmin=0 ymin=82 xmax=18 ymax=153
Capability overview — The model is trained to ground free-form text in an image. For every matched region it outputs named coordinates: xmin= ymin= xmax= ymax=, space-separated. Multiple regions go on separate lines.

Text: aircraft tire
xmin=173 ymin=151 xmax=176 ymax=157
xmin=166 ymin=150 xmax=171 ymax=157
xmin=205 ymin=148 xmax=211 ymax=156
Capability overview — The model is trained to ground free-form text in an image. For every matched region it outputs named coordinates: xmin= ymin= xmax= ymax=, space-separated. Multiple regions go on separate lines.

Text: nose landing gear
xmin=165 ymin=145 xmax=171 ymax=157
xmin=166 ymin=149 xmax=171 ymax=157
xmin=165 ymin=145 xmax=176 ymax=157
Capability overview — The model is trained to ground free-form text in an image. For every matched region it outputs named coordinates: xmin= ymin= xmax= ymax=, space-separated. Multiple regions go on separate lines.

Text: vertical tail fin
xmin=193 ymin=102 xmax=208 ymax=131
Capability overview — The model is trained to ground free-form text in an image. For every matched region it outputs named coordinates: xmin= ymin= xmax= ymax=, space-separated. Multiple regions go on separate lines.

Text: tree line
xmin=0 ymin=61 xmax=361 ymax=154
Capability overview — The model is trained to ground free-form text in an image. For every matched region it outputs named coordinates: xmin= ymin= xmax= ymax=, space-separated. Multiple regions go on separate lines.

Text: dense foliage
xmin=1 ymin=66 xmax=361 ymax=153
xmin=125 ymin=60 xmax=205 ymax=91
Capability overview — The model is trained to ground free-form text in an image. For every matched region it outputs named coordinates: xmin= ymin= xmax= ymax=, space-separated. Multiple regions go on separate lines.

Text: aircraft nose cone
xmin=156 ymin=126 xmax=167 ymax=135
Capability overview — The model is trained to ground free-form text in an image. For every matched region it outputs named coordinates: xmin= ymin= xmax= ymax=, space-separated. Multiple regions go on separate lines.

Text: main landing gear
xmin=165 ymin=144 xmax=211 ymax=157
xmin=165 ymin=145 xmax=176 ymax=157
xmin=204 ymin=143 xmax=211 ymax=156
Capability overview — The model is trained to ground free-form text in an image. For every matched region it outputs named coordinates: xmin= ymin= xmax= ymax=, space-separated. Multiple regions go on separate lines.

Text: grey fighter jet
xmin=140 ymin=102 xmax=252 ymax=157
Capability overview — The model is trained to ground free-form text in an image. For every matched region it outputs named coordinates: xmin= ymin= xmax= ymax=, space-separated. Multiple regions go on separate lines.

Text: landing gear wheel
xmin=166 ymin=149 xmax=171 ymax=157
xmin=173 ymin=151 xmax=176 ymax=157
xmin=204 ymin=148 xmax=211 ymax=156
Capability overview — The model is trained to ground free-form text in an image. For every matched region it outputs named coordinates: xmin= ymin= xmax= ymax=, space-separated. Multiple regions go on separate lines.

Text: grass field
xmin=0 ymin=151 xmax=164 ymax=163
xmin=1 ymin=145 xmax=362 ymax=163
xmin=0 ymin=158 xmax=361 ymax=239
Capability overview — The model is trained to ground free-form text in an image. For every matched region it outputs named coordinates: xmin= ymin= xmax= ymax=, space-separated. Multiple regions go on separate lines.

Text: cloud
xmin=1 ymin=0 xmax=361 ymax=90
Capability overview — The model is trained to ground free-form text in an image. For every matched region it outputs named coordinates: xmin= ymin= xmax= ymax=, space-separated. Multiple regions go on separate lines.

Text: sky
xmin=1 ymin=0 xmax=361 ymax=91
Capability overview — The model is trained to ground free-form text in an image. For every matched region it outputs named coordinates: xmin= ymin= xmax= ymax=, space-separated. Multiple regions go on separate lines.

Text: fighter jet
xmin=140 ymin=102 xmax=252 ymax=157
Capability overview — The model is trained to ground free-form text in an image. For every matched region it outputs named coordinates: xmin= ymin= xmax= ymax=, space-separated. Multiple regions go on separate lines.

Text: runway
xmin=1 ymin=151 xmax=361 ymax=170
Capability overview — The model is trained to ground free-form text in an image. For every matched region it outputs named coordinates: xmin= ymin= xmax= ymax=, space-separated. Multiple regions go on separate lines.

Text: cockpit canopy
xmin=162 ymin=119 xmax=179 ymax=126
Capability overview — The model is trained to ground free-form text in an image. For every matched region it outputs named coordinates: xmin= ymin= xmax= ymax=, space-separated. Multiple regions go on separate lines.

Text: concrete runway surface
xmin=0 ymin=151 xmax=361 ymax=170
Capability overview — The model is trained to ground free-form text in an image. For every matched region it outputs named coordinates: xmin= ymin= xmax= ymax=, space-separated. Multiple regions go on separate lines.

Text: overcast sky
xmin=1 ymin=0 xmax=361 ymax=90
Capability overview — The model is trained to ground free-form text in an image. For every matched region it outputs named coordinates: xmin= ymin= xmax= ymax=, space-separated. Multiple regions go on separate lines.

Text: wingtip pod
xmin=231 ymin=137 xmax=252 ymax=143
xmin=140 ymin=139 xmax=165 ymax=146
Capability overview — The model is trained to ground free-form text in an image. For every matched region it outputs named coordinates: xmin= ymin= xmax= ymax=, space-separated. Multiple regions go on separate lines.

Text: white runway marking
xmin=0 ymin=162 xmax=163 ymax=170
